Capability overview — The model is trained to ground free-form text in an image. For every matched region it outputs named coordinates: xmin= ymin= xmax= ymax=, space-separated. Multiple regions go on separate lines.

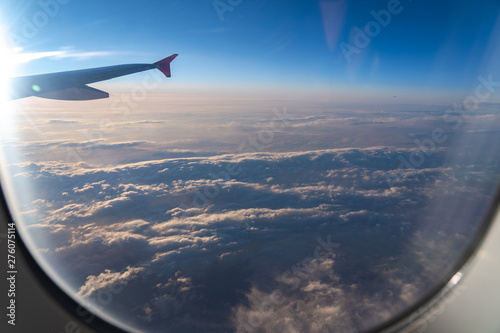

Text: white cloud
xmin=78 ymin=266 xmax=145 ymax=298
xmin=232 ymin=256 xmax=398 ymax=333
xmin=10 ymin=47 xmax=116 ymax=64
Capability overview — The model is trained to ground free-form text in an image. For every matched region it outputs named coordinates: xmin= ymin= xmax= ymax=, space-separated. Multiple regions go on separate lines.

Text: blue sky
xmin=2 ymin=0 xmax=500 ymax=102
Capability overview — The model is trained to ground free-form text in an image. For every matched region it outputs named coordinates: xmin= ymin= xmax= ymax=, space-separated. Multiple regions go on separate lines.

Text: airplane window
xmin=1 ymin=0 xmax=499 ymax=332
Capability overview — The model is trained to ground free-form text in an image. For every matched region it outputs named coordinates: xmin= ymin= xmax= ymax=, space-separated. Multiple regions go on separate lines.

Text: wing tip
xmin=154 ymin=54 xmax=178 ymax=78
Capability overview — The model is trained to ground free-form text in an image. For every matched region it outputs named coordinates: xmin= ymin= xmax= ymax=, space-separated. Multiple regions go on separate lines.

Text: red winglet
xmin=154 ymin=54 xmax=178 ymax=77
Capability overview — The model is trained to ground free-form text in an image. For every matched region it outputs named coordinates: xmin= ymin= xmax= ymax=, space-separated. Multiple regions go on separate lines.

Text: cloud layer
xmin=5 ymin=100 xmax=500 ymax=332
xmin=8 ymin=144 xmax=498 ymax=332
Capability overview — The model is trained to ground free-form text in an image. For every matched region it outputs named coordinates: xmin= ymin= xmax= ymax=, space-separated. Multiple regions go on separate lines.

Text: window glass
xmin=1 ymin=1 xmax=499 ymax=332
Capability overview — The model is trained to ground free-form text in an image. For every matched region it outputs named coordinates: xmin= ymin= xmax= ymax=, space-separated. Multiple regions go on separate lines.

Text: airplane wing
xmin=9 ymin=54 xmax=178 ymax=101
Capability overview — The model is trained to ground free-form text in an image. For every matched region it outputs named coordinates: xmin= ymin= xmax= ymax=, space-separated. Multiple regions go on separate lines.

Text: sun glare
xmin=0 ymin=25 xmax=19 ymax=141
xmin=0 ymin=38 xmax=16 ymax=98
